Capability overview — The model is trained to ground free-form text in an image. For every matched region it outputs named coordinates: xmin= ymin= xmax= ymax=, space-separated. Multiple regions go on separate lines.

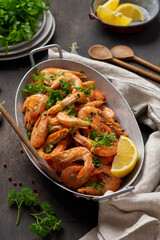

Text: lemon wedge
xmin=97 ymin=6 xmax=132 ymax=26
xmin=101 ymin=0 xmax=120 ymax=11
xmin=115 ymin=3 xmax=145 ymax=21
xmin=111 ymin=136 xmax=138 ymax=178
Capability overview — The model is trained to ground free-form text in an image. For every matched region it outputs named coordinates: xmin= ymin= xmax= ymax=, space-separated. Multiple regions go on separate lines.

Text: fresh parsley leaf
xmin=61 ymin=105 xmax=77 ymax=117
xmin=45 ymin=89 xmax=63 ymax=109
xmin=92 ymin=131 xmax=116 ymax=148
xmin=27 ymin=132 xmax=31 ymax=139
xmin=85 ymin=181 xmax=105 ymax=189
xmin=60 ymin=79 xmax=71 ymax=95
xmin=82 ymin=117 xmax=92 ymax=123
xmin=92 ymin=154 xmax=103 ymax=168
xmin=88 ymin=85 xmax=96 ymax=90
xmin=45 ymin=144 xmax=52 ymax=153
xmin=48 ymin=122 xmax=53 ymax=132
xmin=69 ymin=42 xmax=79 ymax=51
xmin=0 ymin=0 xmax=50 ymax=54
xmin=7 ymin=188 xmax=39 ymax=225
xmin=89 ymin=129 xmax=116 ymax=148
xmin=29 ymin=202 xmax=62 ymax=238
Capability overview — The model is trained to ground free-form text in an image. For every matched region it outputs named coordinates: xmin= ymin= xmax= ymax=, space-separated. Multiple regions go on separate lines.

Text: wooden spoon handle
xmin=0 ymin=103 xmax=61 ymax=182
xmin=134 ymin=56 xmax=160 ymax=74
xmin=112 ymin=58 xmax=160 ymax=83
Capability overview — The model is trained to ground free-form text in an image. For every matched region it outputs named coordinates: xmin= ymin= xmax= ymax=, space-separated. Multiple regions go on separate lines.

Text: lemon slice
xmin=115 ymin=3 xmax=145 ymax=21
xmin=97 ymin=6 xmax=132 ymax=26
xmin=111 ymin=136 xmax=138 ymax=178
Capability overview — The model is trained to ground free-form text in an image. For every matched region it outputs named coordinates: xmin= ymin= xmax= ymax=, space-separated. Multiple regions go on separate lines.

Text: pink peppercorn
xmin=19 ymin=149 xmax=23 ymax=153
xmin=13 ymin=181 xmax=17 ymax=186
xmin=8 ymin=177 xmax=12 ymax=181
xmin=33 ymin=188 xmax=37 ymax=193
xmin=19 ymin=181 xmax=22 ymax=186
xmin=3 ymin=163 xmax=7 ymax=167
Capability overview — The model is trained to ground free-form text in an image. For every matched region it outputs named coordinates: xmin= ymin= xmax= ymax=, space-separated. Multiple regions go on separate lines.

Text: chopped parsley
xmin=88 ymin=129 xmax=116 ymax=148
xmin=45 ymin=89 xmax=63 ymax=109
xmin=82 ymin=117 xmax=92 ymax=123
xmin=92 ymin=154 xmax=103 ymax=168
xmin=48 ymin=122 xmax=53 ymax=132
xmin=85 ymin=181 xmax=105 ymax=189
xmin=61 ymin=105 xmax=77 ymax=117
xmin=88 ymin=85 xmax=96 ymax=90
xmin=60 ymin=79 xmax=71 ymax=95
xmin=27 ymin=132 xmax=31 ymax=139
xmin=45 ymin=144 xmax=52 ymax=153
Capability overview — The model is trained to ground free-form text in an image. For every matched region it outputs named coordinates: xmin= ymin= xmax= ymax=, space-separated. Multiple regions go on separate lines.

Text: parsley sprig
xmin=89 ymin=129 xmax=116 ymax=148
xmin=7 ymin=188 xmax=39 ymax=225
xmin=29 ymin=202 xmax=62 ymax=238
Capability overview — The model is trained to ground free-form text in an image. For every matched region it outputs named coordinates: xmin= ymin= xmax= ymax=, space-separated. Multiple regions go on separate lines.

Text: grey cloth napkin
xmin=48 ymin=47 xmax=160 ymax=240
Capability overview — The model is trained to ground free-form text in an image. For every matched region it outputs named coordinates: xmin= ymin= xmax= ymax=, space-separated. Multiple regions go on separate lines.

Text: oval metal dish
xmin=15 ymin=44 xmax=144 ymax=201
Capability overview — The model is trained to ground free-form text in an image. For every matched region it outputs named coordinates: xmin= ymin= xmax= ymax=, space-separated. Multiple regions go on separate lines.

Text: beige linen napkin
xmin=48 ymin=47 xmax=160 ymax=240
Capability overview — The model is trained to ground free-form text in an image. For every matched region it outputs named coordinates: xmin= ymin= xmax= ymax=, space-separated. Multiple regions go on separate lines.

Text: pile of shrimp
xmin=22 ymin=68 xmax=128 ymax=196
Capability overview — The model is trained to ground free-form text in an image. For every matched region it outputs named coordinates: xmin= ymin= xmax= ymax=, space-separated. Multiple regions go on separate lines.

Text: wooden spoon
xmin=111 ymin=45 xmax=160 ymax=74
xmin=0 ymin=103 xmax=61 ymax=182
xmin=88 ymin=45 xmax=160 ymax=83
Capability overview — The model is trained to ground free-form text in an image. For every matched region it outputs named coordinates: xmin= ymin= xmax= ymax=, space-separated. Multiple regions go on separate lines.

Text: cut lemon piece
xmin=97 ymin=6 xmax=132 ymax=26
xmin=115 ymin=3 xmax=145 ymax=21
xmin=111 ymin=136 xmax=138 ymax=178
xmin=101 ymin=0 xmax=120 ymax=11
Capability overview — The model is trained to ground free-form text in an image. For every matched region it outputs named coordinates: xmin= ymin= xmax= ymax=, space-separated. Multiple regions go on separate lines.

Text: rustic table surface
xmin=0 ymin=1 xmax=159 ymax=239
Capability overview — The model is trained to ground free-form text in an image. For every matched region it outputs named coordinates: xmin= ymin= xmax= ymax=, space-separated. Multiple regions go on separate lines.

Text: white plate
xmin=0 ymin=11 xmax=55 ymax=60
xmin=0 ymin=12 xmax=46 ymax=52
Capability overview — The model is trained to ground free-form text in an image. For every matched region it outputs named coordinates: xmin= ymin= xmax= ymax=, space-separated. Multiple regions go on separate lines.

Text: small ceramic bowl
xmin=89 ymin=0 xmax=160 ymax=33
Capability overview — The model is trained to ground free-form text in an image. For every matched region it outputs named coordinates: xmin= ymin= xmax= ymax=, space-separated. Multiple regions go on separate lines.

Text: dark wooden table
xmin=0 ymin=1 xmax=159 ymax=239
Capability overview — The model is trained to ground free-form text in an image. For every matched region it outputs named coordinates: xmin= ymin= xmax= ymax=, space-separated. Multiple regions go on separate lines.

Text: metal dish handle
xmin=29 ymin=44 xmax=63 ymax=67
xmin=94 ymin=186 xmax=135 ymax=201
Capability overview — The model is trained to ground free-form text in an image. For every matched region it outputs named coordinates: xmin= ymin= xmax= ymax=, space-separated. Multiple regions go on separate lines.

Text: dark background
xmin=0 ymin=0 xmax=159 ymax=239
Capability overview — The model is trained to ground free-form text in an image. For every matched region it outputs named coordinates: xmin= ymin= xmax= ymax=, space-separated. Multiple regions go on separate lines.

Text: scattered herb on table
xmin=0 ymin=0 xmax=50 ymax=54
xmin=29 ymin=202 xmax=62 ymax=238
xmin=7 ymin=188 xmax=62 ymax=237
xmin=7 ymin=187 xmax=39 ymax=225
xmin=69 ymin=42 xmax=79 ymax=51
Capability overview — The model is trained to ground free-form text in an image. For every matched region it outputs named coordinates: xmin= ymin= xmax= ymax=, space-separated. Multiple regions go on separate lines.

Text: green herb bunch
xmin=7 ymin=188 xmax=61 ymax=238
xmin=0 ymin=0 xmax=50 ymax=53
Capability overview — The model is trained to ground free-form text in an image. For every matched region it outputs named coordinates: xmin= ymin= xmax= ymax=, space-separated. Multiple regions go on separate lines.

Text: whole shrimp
xmin=57 ymin=111 xmax=96 ymax=129
xmin=41 ymin=68 xmax=87 ymax=81
xmin=74 ymin=131 xmax=118 ymax=157
xmin=48 ymin=72 xmax=82 ymax=91
xmin=78 ymin=105 xmax=104 ymax=134
xmin=47 ymin=92 xmax=84 ymax=115
xmin=60 ymin=165 xmax=92 ymax=190
xmin=37 ymin=129 xmax=69 ymax=162
xmin=22 ymin=94 xmax=48 ymax=130
xmin=50 ymin=147 xmax=94 ymax=178
xmin=78 ymin=165 xmax=121 ymax=195
xmin=30 ymin=111 xmax=49 ymax=148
